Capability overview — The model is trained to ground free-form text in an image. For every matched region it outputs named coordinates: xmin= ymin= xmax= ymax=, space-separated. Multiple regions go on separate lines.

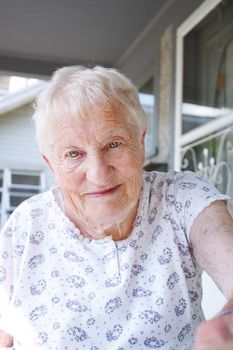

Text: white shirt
xmin=0 ymin=170 xmax=229 ymax=350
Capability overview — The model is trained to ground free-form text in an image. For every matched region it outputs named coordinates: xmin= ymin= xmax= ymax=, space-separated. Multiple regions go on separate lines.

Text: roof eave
xmin=0 ymin=81 xmax=47 ymax=116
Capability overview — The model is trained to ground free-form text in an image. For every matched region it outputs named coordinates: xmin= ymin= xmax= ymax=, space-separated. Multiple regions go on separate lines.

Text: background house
xmin=0 ymin=82 xmax=53 ymax=227
xmin=0 ymin=0 xmax=232 ymax=319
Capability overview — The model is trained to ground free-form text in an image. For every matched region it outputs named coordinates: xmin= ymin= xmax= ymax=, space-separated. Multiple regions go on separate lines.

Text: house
xmin=0 ymin=0 xmax=233 ymax=319
xmin=0 ymin=82 xmax=54 ymax=227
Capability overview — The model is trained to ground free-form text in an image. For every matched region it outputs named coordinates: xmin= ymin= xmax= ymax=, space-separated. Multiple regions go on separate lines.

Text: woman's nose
xmin=85 ymin=153 xmax=112 ymax=185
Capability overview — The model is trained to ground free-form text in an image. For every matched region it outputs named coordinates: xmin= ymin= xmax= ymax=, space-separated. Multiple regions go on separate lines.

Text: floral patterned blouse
xmin=0 ymin=170 xmax=229 ymax=350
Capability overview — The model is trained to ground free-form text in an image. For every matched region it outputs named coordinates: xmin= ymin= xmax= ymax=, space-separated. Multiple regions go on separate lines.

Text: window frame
xmin=174 ymin=0 xmax=227 ymax=170
xmin=0 ymin=168 xmax=45 ymax=227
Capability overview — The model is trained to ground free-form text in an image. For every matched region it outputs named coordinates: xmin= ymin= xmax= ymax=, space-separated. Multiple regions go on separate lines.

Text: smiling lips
xmin=86 ymin=184 xmax=121 ymax=197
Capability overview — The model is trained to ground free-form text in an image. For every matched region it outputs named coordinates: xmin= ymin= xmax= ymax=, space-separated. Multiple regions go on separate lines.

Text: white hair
xmin=32 ymin=65 xmax=148 ymax=155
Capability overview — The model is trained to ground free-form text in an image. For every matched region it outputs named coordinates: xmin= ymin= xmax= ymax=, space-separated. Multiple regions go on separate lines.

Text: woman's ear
xmin=139 ymin=128 xmax=147 ymax=164
xmin=42 ymin=154 xmax=54 ymax=173
xmin=141 ymin=129 xmax=146 ymax=145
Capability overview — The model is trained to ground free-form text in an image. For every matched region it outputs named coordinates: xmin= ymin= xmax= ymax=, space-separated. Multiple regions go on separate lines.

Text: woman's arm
xmin=190 ymin=200 xmax=233 ymax=349
xmin=190 ymin=200 xmax=233 ymax=299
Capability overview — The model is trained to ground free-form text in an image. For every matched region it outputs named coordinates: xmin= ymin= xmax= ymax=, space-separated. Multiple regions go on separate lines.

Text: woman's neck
xmin=66 ymin=202 xmax=138 ymax=241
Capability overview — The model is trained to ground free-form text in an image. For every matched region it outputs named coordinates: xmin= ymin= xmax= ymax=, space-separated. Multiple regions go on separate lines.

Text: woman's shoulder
xmin=142 ymin=169 xmax=209 ymax=188
xmin=142 ymin=169 xmax=182 ymax=187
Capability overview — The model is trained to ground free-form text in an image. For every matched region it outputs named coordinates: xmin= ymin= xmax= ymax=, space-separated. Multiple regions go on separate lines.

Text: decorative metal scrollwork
xmin=181 ymin=127 xmax=233 ymax=196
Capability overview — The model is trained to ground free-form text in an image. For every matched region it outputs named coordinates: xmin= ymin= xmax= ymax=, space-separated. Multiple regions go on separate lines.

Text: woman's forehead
xmin=51 ymin=105 xmax=136 ymax=133
xmin=50 ymin=111 xmax=137 ymax=148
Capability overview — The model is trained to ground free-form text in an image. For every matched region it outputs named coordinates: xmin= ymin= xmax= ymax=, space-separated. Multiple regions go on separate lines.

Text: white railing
xmin=181 ymin=126 xmax=233 ymax=196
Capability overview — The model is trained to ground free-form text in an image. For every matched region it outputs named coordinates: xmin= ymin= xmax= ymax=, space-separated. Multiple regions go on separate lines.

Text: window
xmin=0 ymin=169 xmax=45 ymax=228
xmin=182 ymin=0 xmax=233 ymax=135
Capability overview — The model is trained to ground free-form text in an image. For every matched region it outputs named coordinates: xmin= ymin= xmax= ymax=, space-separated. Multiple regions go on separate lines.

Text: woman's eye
xmin=67 ymin=151 xmax=80 ymax=158
xmin=109 ymin=141 xmax=121 ymax=149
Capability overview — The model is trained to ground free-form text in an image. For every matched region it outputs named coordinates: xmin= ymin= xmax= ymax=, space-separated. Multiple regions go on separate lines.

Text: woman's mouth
xmin=86 ymin=184 xmax=121 ymax=197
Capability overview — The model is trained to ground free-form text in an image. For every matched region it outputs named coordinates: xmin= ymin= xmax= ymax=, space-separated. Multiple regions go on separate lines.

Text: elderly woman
xmin=0 ymin=66 xmax=233 ymax=350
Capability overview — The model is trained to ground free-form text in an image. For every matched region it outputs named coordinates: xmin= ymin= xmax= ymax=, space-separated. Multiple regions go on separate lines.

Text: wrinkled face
xmin=46 ymin=107 xmax=145 ymax=230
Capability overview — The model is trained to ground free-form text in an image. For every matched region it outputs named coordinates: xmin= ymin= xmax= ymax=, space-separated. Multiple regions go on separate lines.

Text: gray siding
xmin=0 ymin=103 xmax=54 ymax=189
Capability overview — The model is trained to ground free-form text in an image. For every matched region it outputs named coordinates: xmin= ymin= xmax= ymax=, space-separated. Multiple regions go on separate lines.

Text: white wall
xmin=202 ymin=272 xmax=226 ymax=320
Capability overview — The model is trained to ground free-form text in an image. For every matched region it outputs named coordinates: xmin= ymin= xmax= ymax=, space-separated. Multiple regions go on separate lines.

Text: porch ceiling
xmin=0 ymin=0 xmax=168 ymax=77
